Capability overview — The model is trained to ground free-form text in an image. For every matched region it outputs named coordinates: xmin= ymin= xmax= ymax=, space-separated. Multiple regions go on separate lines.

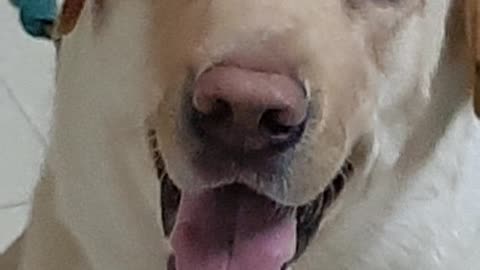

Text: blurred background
xmin=0 ymin=1 xmax=56 ymax=253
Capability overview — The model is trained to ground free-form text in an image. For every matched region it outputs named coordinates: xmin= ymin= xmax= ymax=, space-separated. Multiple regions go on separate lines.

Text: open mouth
xmin=149 ymin=130 xmax=354 ymax=270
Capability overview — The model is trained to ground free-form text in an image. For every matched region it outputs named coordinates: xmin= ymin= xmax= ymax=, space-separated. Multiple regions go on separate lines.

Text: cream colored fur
xmin=3 ymin=0 xmax=480 ymax=269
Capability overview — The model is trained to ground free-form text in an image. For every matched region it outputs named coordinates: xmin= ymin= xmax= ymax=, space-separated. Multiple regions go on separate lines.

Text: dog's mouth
xmin=149 ymin=130 xmax=354 ymax=270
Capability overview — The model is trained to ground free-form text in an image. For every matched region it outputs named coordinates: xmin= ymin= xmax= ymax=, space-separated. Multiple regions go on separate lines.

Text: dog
xmin=4 ymin=0 xmax=480 ymax=269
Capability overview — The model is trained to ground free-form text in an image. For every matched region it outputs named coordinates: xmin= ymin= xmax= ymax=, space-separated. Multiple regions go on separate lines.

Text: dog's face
xmin=56 ymin=0 xmax=462 ymax=269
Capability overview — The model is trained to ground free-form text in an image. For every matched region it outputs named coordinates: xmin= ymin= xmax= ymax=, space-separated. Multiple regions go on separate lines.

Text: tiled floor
xmin=0 ymin=2 xmax=55 ymax=253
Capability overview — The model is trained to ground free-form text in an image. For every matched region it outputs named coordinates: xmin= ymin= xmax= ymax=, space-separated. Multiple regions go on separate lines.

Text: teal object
xmin=11 ymin=0 xmax=58 ymax=38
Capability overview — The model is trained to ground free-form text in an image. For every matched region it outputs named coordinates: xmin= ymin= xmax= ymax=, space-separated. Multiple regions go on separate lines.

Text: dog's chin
xmin=150 ymin=131 xmax=354 ymax=270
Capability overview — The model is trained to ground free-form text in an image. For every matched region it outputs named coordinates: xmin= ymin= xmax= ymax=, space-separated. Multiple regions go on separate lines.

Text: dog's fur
xmin=3 ymin=0 xmax=480 ymax=269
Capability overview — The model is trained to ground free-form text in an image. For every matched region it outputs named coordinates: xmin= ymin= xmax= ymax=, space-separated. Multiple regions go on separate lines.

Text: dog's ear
xmin=465 ymin=0 xmax=480 ymax=117
xmin=53 ymin=0 xmax=86 ymax=38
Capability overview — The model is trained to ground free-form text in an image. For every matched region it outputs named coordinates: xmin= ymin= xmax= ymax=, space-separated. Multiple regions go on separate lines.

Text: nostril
xmin=191 ymin=98 xmax=233 ymax=138
xmin=259 ymin=108 xmax=307 ymax=151
xmin=205 ymin=99 xmax=233 ymax=123
xmin=260 ymin=109 xmax=295 ymax=136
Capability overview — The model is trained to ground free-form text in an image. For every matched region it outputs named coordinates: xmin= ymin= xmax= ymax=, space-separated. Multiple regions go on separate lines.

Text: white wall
xmin=0 ymin=1 xmax=55 ymax=253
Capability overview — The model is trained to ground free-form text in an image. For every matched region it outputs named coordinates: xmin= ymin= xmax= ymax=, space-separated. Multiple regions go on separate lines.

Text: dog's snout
xmin=190 ymin=65 xmax=309 ymax=153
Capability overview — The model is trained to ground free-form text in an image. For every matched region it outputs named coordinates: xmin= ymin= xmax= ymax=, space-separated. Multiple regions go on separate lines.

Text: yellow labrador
xmin=8 ymin=0 xmax=480 ymax=269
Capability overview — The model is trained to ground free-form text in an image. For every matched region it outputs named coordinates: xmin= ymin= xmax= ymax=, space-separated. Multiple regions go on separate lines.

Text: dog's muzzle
xmin=149 ymin=130 xmax=355 ymax=270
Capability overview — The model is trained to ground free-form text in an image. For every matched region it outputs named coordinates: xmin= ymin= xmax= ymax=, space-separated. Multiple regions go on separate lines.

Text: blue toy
xmin=11 ymin=0 xmax=58 ymax=38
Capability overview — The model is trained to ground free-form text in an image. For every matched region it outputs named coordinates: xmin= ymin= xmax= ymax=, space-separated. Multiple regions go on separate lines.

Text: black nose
xmin=188 ymin=65 xmax=309 ymax=155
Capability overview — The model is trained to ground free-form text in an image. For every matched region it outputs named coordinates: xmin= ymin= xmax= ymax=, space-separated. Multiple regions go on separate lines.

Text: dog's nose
xmin=190 ymin=65 xmax=309 ymax=154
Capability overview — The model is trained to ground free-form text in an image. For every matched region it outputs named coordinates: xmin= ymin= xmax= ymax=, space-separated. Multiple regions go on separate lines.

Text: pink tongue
xmin=170 ymin=186 xmax=297 ymax=270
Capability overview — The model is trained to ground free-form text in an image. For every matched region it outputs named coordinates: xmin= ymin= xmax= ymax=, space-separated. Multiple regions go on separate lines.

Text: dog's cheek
xmin=285 ymin=27 xmax=373 ymax=204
